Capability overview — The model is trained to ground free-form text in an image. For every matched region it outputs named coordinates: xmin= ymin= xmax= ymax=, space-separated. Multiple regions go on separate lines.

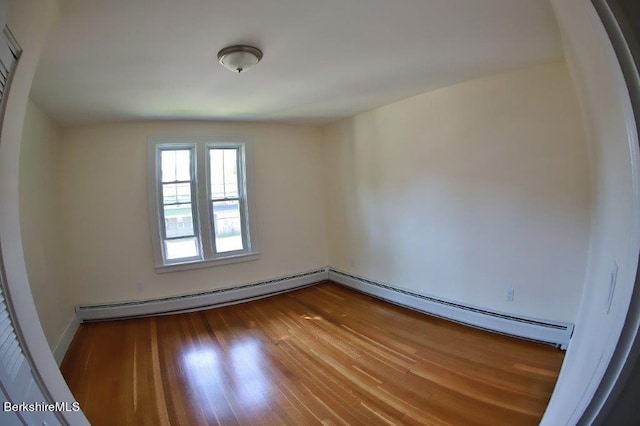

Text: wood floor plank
xmin=60 ymin=281 xmax=564 ymax=425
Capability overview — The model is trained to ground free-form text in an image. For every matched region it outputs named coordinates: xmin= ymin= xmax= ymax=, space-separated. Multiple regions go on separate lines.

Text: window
xmin=209 ymin=147 xmax=246 ymax=253
xmin=148 ymin=138 xmax=258 ymax=272
xmin=159 ymin=146 xmax=200 ymax=262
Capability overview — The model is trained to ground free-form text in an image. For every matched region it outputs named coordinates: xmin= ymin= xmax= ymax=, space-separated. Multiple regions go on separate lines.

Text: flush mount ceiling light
xmin=217 ymin=45 xmax=263 ymax=73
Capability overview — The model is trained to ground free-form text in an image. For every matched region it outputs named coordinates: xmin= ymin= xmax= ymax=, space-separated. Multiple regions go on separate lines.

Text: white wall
xmin=19 ymin=99 xmax=72 ymax=350
xmin=542 ymin=1 xmax=640 ymax=424
xmin=322 ymin=62 xmax=590 ymax=323
xmin=59 ymin=121 xmax=328 ymax=306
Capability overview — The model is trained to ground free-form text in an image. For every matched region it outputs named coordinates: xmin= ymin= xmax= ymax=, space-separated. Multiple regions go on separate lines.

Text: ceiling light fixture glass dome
xmin=217 ymin=45 xmax=263 ymax=73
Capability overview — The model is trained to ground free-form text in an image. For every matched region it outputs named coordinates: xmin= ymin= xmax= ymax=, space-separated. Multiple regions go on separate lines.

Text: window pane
xmin=161 ymin=150 xmax=176 ymax=182
xmin=209 ymin=148 xmax=238 ymax=199
xmin=175 ymin=150 xmax=191 ymax=181
xmin=176 ymin=182 xmax=191 ymax=203
xmin=212 ymin=200 xmax=243 ymax=252
xmin=162 ymin=183 xmax=191 ymax=205
xmin=210 ymin=149 xmax=224 ymax=198
xmin=162 ymin=183 xmax=176 ymax=204
xmin=224 ymin=149 xmax=239 ymax=198
xmin=164 ymin=237 xmax=199 ymax=260
xmin=161 ymin=149 xmax=191 ymax=183
xmin=164 ymin=204 xmax=194 ymax=238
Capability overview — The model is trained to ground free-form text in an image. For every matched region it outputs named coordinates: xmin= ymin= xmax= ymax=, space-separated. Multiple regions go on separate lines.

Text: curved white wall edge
xmin=0 ymin=0 xmax=89 ymax=424
xmin=575 ymin=1 xmax=640 ymax=424
xmin=544 ymin=1 xmax=640 ymax=425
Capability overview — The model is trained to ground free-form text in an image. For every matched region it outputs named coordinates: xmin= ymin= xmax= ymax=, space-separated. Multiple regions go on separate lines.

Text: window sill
xmin=154 ymin=252 xmax=260 ymax=274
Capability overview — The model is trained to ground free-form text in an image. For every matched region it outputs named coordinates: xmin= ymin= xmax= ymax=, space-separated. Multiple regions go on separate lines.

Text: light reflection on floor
xmin=230 ymin=340 xmax=269 ymax=409
xmin=182 ymin=338 xmax=268 ymax=421
xmin=182 ymin=345 xmax=225 ymax=422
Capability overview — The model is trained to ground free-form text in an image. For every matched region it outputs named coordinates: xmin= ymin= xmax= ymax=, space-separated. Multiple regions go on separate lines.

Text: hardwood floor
xmin=61 ymin=282 xmax=564 ymax=425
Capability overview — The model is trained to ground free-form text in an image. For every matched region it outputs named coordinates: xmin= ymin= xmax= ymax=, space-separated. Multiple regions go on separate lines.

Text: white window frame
xmin=148 ymin=137 xmax=259 ymax=273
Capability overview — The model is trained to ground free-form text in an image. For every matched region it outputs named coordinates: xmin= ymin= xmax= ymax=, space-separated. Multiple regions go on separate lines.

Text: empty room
xmin=1 ymin=0 xmax=639 ymax=425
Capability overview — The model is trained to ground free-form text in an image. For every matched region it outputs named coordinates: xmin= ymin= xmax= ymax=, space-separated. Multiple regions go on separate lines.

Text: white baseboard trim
xmin=76 ymin=268 xmax=329 ymax=322
xmin=328 ymin=268 xmax=574 ymax=349
xmin=53 ymin=314 xmax=80 ymax=366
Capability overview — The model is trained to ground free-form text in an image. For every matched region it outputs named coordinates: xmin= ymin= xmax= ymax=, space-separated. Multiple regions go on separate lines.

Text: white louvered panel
xmin=0 ymin=46 xmax=8 ymax=100
xmin=0 ymin=324 xmax=15 ymax=357
xmin=5 ymin=342 xmax=23 ymax=381
xmin=0 ymin=386 xmax=21 ymax=426
xmin=0 ymin=17 xmax=28 ymax=385
xmin=0 ymin=36 xmax=10 ymax=100
xmin=0 ymin=287 xmax=24 ymax=382
xmin=0 ymin=306 xmax=12 ymax=343
xmin=0 ymin=27 xmax=18 ymax=103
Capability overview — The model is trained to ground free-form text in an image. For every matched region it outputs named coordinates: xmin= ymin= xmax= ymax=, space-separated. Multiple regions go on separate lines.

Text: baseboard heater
xmin=76 ymin=267 xmax=573 ymax=349
xmin=328 ymin=269 xmax=573 ymax=349
xmin=76 ymin=268 xmax=329 ymax=321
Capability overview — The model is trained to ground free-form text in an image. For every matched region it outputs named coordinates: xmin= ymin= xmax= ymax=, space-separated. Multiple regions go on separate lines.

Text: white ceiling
xmin=30 ymin=0 xmax=564 ymax=126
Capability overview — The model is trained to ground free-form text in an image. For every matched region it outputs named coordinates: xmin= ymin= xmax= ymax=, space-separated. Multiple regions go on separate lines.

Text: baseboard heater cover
xmin=328 ymin=268 xmax=574 ymax=349
xmin=76 ymin=268 xmax=329 ymax=321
